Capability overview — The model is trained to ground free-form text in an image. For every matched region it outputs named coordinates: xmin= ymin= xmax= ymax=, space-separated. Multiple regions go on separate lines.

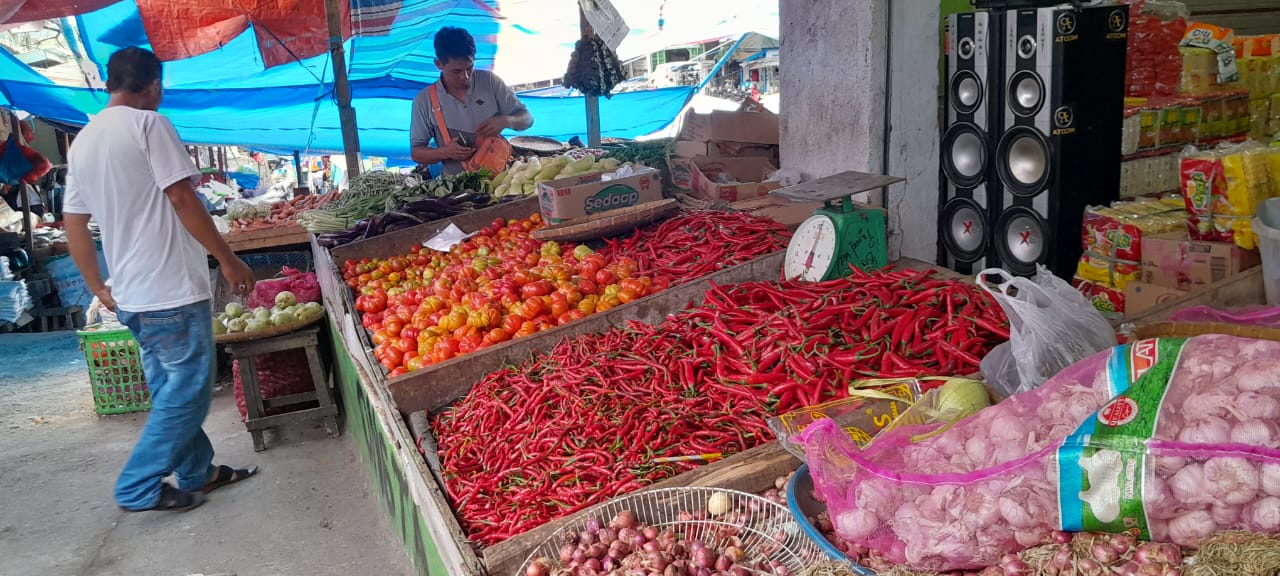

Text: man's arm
xmin=493 ymin=74 xmax=532 ymax=131
xmin=64 ymin=212 xmax=115 ymax=310
xmin=164 ymin=180 xmax=255 ymax=294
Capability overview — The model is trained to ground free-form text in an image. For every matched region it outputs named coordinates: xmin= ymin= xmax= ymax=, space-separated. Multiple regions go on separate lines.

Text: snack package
xmin=1074 ymin=276 xmax=1126 ymax=315
xmin=1125 ymin=0 xmax=1187 ymax=97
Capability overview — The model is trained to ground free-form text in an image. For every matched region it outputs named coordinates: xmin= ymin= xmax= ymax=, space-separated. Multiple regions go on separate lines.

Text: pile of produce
xmin=227 ymin=192 xmax=339 ymax=232
xmin=526 ymin=491 xmax=801 ymax=576
xmin=491 ymin=154 xmax=619 ymax=198
xmin=343 ymin=214 xmax=668 ymax=376
xmin=598 ymin=211 xmax=791 ymax=284
xmin=801 ymin=334 xmax=1280 ymax=572
xmin=563 ymin=33 xmax=627 ymax=98
xmin=300 ymin=169 xmax=496 ymax=241
xmin=601 ymin=139 xmax=673 ymax=170
xmin=433 ymin=268 xmax=1009 ymax=545
xmin=214 ymin=292 xmax=326 ymax=336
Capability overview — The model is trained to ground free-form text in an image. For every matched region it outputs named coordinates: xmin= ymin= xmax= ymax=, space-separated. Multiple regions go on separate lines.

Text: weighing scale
xmin=774 ymin=171 xmax=905 ymax=282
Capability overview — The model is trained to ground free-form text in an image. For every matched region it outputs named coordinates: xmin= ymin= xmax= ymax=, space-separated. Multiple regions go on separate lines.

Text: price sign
xmin=578 ymin=0 xmax=629 ymax=51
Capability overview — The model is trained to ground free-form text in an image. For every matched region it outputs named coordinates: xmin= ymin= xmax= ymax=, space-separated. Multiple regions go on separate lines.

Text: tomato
xmin=550 ymin=299 xmax=569 ymax=317
xmin=388 ymin=367 xmax=409 ymax=377
xmin=521 ymin=297 xmax=547 ymax=319
xmin=595 ymin=269 xmax=616 ymax=285
xmin=404 ymin=355 xmax=424 ymax=371
xmin=564 ymin=309 xmax=586 ymax=322
xmin=484 ymin=328 xmax=510 ymax=345
xmin=501 ymin=314 xmax=523 ymax=335
xmin=617 ymin=288 xmax=639 ymax=304
xmin=578 ymin=295 xmax=598 ymax=315
xmin=396 ymin=336 xmax=416 ymax=353
xmin=401 ymin=326 xmax=421 ymax=341
xmin=371 ymin=329 xmax=392 ymax=346
xmin=520 ymin=280 xmax=553 ymax=299
xmin=516 ymin=321 xmax=537 ymax=338
xmin=379 ymin=347 xmax=404 ymax=369
xmin=383 ymin=319 xmax=404 ymax=337
xmin=620 ymin=278 xmax=646 ymax=295
xmin=576 ymin=277 xmax=599 ymax=295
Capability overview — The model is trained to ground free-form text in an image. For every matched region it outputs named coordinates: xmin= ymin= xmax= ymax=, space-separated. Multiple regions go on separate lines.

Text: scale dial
xmin=784 ymin=214 xmax=839 ymax=281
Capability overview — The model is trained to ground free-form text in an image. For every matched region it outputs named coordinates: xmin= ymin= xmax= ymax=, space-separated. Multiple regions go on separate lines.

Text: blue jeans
xmin=115 ymin=300 xmax=216 ymax=509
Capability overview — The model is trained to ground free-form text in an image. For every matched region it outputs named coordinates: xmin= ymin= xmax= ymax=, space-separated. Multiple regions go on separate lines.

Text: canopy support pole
xmin=293 ymin=150 xmax=304 ymax=192
xmin=325 ymin=0 xmax=363 ymax=178
xmin=579 ymin=6 xmax=601 ymax=147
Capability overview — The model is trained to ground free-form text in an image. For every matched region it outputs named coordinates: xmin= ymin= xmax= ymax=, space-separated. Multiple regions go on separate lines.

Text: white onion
xmin=1169 ymin=464 xmax=1213 ymax=506
xmin=1235 ymin=391 xmax=1280 ymax=420
xmin=1230 ymin=419 xmax=1278 ymax=447
xmin=1261 ymin=462 xmax=1280 ymax=497
xmin=1177 ymin=416 xmax=1231 ymax=445
xmin=1203 ymin=456 xmax=1260 ymax=505
xmin=1167 ymin=510 xmax=1216 ymax=547
xmin=1245 ymin=496 xmax=1280 ymax=532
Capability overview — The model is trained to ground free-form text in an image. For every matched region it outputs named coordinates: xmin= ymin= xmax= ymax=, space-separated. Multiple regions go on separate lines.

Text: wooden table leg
xmin=303 ymin=344 xmax=340 ymax=438
xmin=239 ymin=355 xmax=268 ymax=452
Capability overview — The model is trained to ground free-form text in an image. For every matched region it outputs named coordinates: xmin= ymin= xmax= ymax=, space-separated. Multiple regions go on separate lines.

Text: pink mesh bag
xmin=799 ymin=334 xmax=1280 ymax=572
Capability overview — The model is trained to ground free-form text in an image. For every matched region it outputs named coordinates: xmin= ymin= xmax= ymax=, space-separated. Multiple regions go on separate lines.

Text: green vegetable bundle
xmin=297 ymin=169 xmax=494 ymax=233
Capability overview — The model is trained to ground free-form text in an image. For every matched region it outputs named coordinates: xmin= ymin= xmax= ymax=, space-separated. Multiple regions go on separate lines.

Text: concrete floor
xmin=0 ymin=331 xmax=413 ymax=576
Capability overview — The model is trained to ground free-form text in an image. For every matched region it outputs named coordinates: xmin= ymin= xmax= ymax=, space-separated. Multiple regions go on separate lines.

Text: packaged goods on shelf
xmin=1124 ymin=0 xmax=1187 ymax=98
xmin=1122 ymin=91 xmax=1249 ymax=158
xmin=1179 ymin=141 xmax=1275 ymax=248
xmin=1180 ymin=22 xmax=1239 ymax=88
xmin=1120 ymin=154 xmax=1180 ymax=197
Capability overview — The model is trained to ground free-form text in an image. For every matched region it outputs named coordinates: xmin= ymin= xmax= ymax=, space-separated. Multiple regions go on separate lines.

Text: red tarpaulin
xmin=2 ymin=0 xmax=351 ymax=68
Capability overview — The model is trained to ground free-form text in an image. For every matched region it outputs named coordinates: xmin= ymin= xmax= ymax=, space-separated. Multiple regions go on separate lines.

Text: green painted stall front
xmin=328 ymin=319 xmax=444 ymax=576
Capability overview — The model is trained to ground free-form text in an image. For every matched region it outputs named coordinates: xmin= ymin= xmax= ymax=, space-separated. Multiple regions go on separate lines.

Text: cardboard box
xmin=679 ymin=100 xmax=779 ymax=145
xmin=537 ymin=167 xmax=663 ymax=224
xmin=1140 ymin=232 xmax=1262 ymax=290
xmin=668 ymin=141 xmax=777 ymax=193
xmin=674 ymin=140 xmax=777 ymax=160
xmin=1124 ymin=282 xmax=1189 ymax=315
xmin=689 ymin=156 xmax=782 ymax=203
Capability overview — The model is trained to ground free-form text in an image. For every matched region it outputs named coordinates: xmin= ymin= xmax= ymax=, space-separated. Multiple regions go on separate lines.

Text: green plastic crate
xmin=78 ymin=324 xmax=151 ymax=415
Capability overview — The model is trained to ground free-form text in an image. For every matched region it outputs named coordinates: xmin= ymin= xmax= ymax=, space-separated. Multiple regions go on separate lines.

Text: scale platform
xmin=770 ymin=170 xmax=905 ymax=205
xmin=772 ymin=170 xmax=906 ymax=281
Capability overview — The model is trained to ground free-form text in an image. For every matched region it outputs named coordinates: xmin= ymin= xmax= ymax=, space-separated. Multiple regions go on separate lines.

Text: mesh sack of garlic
xmin=797 ymin=334 xmax=1280 ymax=572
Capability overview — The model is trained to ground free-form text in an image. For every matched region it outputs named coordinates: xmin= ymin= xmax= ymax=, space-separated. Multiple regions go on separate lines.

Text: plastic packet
xmin=767 ymin=380 xmax=921 ymax=458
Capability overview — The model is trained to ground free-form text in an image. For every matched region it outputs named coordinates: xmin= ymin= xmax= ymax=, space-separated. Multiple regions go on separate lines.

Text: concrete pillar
xmin=779 ymin=0 xmax=942 ymax=263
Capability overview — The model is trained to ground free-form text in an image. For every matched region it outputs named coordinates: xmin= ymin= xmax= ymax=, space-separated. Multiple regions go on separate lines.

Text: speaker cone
xmin=996 ymin=126 xmax=1051 ymax=197
xmin=942 ymin=123 xmax=988 ymax=189
xmin=951 ymin=70 xmax=983 ymax=115
xmin=1007 ymin=70 xmax=1044 ymax=117
xmin=941 ymin=197 xmax=988 ymax=262
xmin=995 ymin=206 xmax=1047 ymax=275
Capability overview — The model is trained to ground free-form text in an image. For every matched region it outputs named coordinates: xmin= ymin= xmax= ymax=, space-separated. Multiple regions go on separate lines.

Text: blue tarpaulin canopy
xmin=0 ymin=0 xmax=701 ymax=160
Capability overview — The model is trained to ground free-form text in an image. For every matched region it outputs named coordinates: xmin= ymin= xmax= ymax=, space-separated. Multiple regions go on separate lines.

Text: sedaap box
xmin=537 ymin=167 xmax=663 ymax=224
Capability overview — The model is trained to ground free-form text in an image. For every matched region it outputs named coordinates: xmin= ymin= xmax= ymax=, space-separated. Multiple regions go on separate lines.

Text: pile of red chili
xmin=598 ymin=211 xmax=792 ymax=284
xmin=432 ymin=266 xmax=1008 ymax=546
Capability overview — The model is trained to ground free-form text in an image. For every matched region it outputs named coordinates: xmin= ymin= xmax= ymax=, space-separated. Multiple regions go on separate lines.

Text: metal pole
xmin=293 ymin=149 xmax=307 ymax=195
xmin=579 ymin=6 xmax=602 ymax=147
xmin=325 ymin=0 xmax=363 ymax=177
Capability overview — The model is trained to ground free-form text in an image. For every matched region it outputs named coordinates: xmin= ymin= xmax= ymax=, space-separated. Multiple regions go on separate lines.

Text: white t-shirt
xmin=63 ymin=106 xmax=210 ymax=313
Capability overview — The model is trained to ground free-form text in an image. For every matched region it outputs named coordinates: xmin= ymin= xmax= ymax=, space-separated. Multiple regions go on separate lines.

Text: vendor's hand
xmin=222 ymin=258 xmax=256 ymax=296
xmin=94 ymin=286 xmax=117 ymax=312
xmin=440 ymin=141 xmax=476 ymax=160
xmin=475 ymin=116 xmax=510 ymax=139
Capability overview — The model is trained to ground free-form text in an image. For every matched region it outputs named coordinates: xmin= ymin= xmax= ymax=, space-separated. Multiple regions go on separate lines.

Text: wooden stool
xmin=223 ymin=326 xmax=339 ymax=451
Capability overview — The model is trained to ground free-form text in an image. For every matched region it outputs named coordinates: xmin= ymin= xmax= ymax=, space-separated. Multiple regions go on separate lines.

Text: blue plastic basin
xmin=786 ymin=464 xmax=877 ymax=575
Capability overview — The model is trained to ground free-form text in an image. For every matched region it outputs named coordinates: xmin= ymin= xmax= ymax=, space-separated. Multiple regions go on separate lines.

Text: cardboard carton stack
xmin=668 ymin=100 xmax=781 ymax=202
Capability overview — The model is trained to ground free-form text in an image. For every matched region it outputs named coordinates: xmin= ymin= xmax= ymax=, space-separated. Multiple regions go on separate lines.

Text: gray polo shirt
xmin=410 ymin=70 xmax=529 ymax=175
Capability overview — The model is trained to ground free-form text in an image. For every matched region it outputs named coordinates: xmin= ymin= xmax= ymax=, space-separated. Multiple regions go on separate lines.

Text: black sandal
xmin=123 ymin=483 xmax=206 ymax=512
xmin=199 ymin=464 xmax=259 ymax=494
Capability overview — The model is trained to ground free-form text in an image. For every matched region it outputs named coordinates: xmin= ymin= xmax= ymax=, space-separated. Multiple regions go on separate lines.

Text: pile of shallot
xmin=526 ymin=488 xmax=802 ymax=576
xmin=799 ymin=335 xmax=1280 ymax=572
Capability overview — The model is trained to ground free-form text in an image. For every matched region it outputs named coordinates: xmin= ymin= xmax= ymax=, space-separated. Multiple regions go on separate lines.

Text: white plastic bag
xmin=977 ymin=266 xmax=1116 ymax=396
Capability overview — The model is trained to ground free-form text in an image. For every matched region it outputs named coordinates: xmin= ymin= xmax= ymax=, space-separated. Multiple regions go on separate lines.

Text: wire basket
xmin=519 ymin=487 xmax=823 ymax=576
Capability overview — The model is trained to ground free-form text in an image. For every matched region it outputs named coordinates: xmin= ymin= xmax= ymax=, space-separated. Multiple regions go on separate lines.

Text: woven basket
xmin=1132 ymin=321 xmax=1280 ymax=342
xmin=531 ymin=199 xmax=680 ymax=243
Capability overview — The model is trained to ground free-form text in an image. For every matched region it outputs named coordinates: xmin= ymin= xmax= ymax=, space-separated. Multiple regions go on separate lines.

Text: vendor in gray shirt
xmin=410 ymin=27 xmax=533 ymax=175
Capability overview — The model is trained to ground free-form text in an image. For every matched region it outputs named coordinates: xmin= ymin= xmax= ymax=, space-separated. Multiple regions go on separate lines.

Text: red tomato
xmin=595 ymin=269 xmax=616 ymax=286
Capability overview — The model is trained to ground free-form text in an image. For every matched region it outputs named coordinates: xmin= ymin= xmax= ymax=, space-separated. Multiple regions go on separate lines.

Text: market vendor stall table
xmin=223 ymin=324 xmax=338 ymax=451
xmin=223 ymin=224 xmax=312 ymax=253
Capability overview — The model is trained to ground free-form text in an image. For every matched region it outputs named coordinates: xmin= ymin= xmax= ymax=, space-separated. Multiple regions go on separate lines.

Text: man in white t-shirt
xmin=63 ymin=47 xmax=259 ymax=512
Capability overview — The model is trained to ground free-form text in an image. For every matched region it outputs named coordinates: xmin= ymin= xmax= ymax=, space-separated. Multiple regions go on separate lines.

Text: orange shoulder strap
xmin=427 ymin=84 xmax=453 ymax=147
